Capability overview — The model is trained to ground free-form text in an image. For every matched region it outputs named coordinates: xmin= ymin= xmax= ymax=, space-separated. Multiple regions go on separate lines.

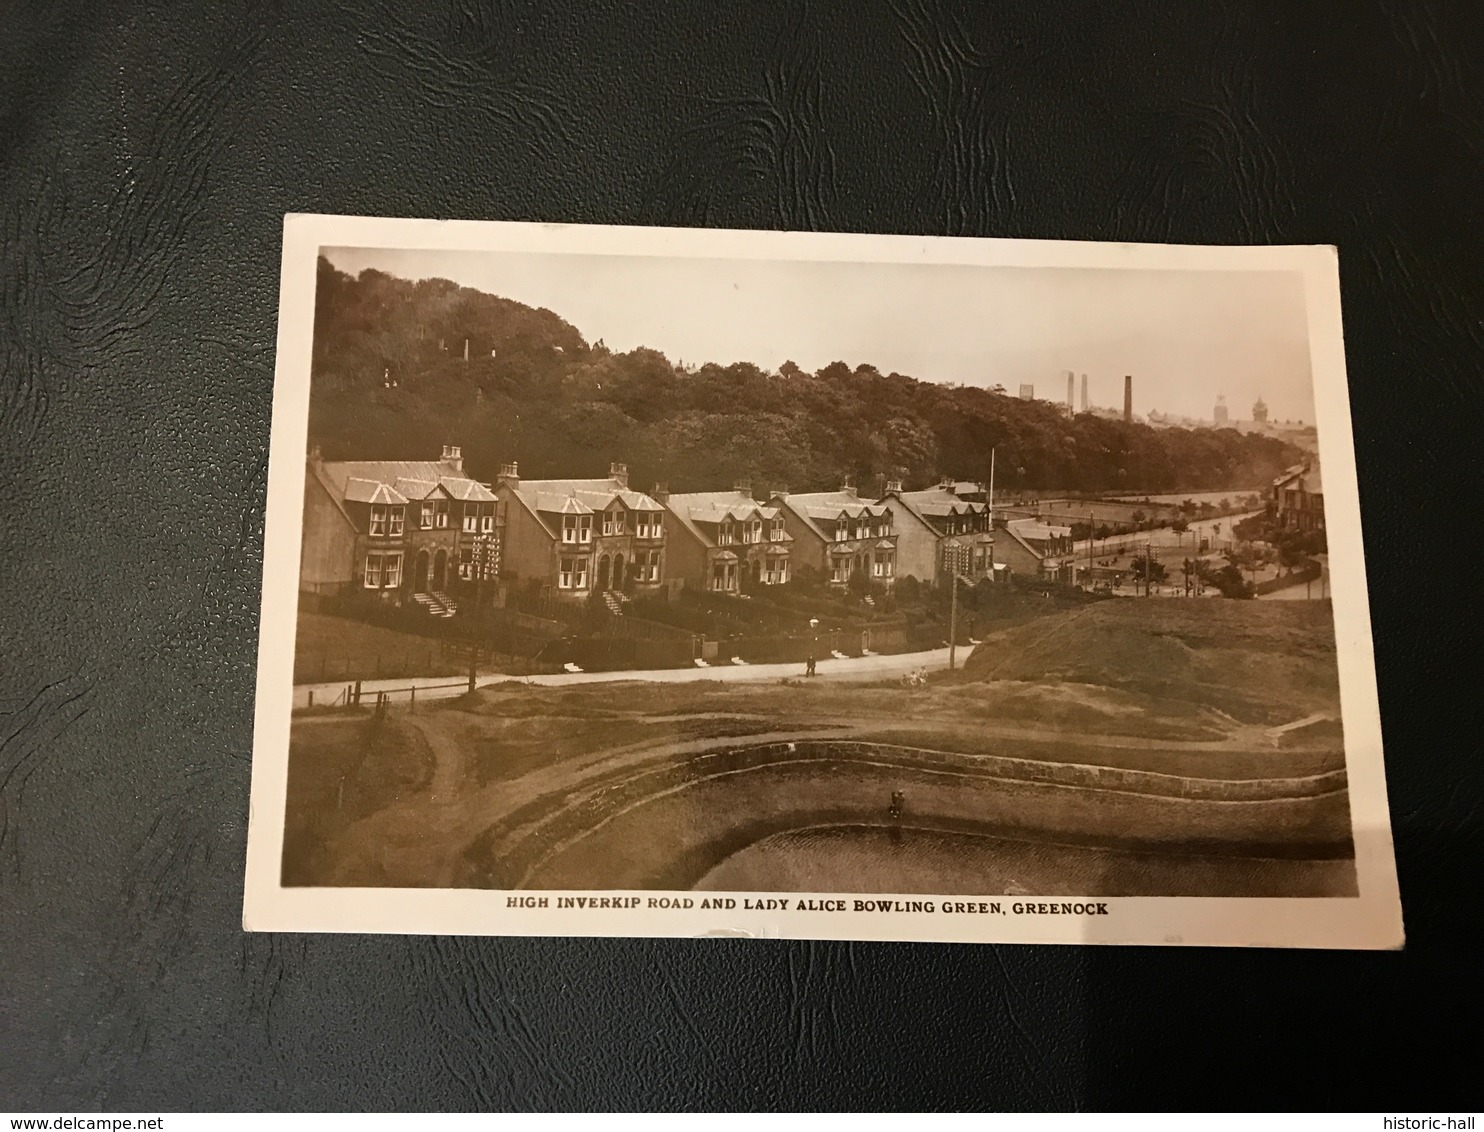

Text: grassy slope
xmin=293 ymin=612 xmax=466 ymax=684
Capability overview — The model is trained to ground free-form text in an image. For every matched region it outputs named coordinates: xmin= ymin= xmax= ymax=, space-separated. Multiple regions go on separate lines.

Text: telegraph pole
xmin=986 ymin=448 xmax=996 ymax=582
xmin=946 ymin=538 xmax=963 ymax=670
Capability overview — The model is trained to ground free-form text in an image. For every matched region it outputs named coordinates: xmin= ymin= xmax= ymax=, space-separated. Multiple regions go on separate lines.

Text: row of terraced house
xmin=299 ymin=446 xmax=1071 ymax=610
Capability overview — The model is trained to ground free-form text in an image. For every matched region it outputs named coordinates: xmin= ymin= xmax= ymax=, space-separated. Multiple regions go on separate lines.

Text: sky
xmin=323 ymin=246 xmax=1316 ymax=425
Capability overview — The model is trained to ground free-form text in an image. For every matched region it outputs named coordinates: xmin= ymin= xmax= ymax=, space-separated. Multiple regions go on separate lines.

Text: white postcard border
xmin=244 ymin=214 xmax=1403 ymax=949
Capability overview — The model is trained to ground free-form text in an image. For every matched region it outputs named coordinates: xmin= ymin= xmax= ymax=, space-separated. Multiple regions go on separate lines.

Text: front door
xmin=414 ymin=549 xmax=430 ymax=592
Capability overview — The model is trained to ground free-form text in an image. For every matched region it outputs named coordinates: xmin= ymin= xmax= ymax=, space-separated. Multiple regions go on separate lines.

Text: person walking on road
xmin=805 ymin=618 xmax=819 ymax=677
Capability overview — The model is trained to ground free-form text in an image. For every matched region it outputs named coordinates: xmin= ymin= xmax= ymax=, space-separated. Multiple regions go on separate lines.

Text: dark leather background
xmin=3 ymin=0 xmax=1482 ymax=1111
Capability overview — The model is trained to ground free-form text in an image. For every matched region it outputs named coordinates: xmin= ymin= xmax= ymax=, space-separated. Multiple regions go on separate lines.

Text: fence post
xmin=353 ymin=680 xmax=362 ymax=707
xmin=410 ymin=686 xmax=416 ymax=714
xmin=308 ymin=690 xmax=314 ymax=708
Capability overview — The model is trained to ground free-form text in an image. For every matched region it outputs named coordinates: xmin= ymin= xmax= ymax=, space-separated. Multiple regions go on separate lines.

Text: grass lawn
xmin=282 ymin=715 xmax=434 ymax=885
xmin=294 ymin=612 xmax=470 ymax=684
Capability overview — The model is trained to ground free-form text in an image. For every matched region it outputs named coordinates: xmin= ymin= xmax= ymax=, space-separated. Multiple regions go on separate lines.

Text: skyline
xmin=323 ymin=246 xmax=1316 ymax=425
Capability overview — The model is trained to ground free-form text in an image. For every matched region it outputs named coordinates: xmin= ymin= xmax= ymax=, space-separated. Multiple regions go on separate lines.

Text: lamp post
xmin=945 ymin=537 xmax=963 ymax=670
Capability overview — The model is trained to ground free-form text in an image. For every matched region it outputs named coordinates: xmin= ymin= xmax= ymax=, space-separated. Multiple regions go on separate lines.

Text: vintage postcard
xmin=244 ymin=215 xmax=1402 ymax=948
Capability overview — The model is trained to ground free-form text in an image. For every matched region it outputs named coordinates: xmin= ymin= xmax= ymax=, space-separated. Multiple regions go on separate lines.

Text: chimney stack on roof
xmin=841 ymin=476 xmax=856 ymax=495
xmin=496 ymin=461 xmax=519 ymax=490
xmin=441 ymin=444 xmax=463 ymax=472
xmin=771 ymin=485 xmax=789 ymax=500
xmin=610 ymin=461 xmax=629 ymax=488
xmin=733 ymin=476 xmax=753 ymax=497
xmin=884 ymin=479 xmax=903 ymax=495
xmin=652 ymin=482 xmax=669 ymax=504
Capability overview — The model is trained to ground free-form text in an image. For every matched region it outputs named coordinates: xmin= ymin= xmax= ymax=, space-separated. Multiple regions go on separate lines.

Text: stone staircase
xmin=602 ymin=590 xmax=630 ymax=616
xmin=412 ymin=591 xmax=458 ymax=618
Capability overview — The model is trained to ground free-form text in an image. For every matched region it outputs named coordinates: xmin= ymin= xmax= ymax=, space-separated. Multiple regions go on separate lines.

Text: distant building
xmin=663 ymin=482 xmax=793 ymax=594
xmin=1270 ymin=460 xmax=1324 ymax=533
xmin=771 ymin=484 xmax=898 ymax=587
xmin=878 ymin=480 xmax=996 ymax=585
xmin=996 ymin=518 xmax=1075 ymax=581
xmin=1214 ymin=395 xmax=1229 ymax=425
xmin=301 ymin=445 xmax=500 ymax=613
xmin=1018 ymin=383 xmax=1035 ymax=400
xmin=1253 ymin=396 xmax=1269 ymax=423
xmin=494 ymin=462 xmax=668 ymax=601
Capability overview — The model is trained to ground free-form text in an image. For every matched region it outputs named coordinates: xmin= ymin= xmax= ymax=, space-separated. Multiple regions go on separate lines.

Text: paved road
xmin=293 ymin=645 xmax=960 ymax=709
xmin=1257 ymin=554 xmax=1331 ymax=601
xmin=1071 ymin=510 xmax=1260 ymax=564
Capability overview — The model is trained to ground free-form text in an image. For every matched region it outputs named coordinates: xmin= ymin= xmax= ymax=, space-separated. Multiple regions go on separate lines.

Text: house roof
xmin=665 ymin=490 xmax=793 ymax=551
xmin=889 ymin=486 xmax=988 ymax=532
xmin=1006 ymin=518 xmax=1072 ymax=542
xmin=343 ymin=477 xmax=409 ymax=506
xmin=1272 ymin=460 xmax=1323 ymax=496
xmin=319 ymin=457 xmax=494 ymax=505
xmin=775 ymin=489 xmax=893 ymax=543
xmin=514 ymin=477 xmax=665 ymax=514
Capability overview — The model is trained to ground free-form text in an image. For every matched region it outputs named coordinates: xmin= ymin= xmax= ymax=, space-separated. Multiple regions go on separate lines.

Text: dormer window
xmin=719 ymin=520 xmax=735 ymax=546
xmin=603 ymin=507 xmax=626 ymax=537
xmin=420 ymin=502 xmax=434 ymax=530
xmin=480 ymin=502 xmax=496 ymax=533
xmin=769 ymin=516 xmax=785 ymax=541
xmin=835 ymin=519 xmax=848 ymax=542
xmin=746 ymin=518 xmax=763 ymax=544
xmin=434 ymin=500 xmax=449 ymax=528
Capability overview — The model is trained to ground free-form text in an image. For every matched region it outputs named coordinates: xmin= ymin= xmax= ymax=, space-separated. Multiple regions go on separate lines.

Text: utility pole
xmin=986 ymin=448 xmax=996 ymax=582
xmin=946 ymin=537 xmax=963 ymax=670
xmin=1144 ymin=541 xmax=1152 ymax=597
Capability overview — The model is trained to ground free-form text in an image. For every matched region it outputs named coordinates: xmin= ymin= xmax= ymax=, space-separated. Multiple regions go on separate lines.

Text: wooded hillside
xmin=309 ymin=257 xmax=1304 ymax=496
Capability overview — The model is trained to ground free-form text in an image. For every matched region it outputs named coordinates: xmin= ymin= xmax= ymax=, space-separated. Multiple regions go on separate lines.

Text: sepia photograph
xmin=245 ymin=217 xmax=1401 ymax=947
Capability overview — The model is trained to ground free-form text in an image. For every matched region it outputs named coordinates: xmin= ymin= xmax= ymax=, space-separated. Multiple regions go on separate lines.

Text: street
xmin=293 ymin=644 xmax=959 ymax=709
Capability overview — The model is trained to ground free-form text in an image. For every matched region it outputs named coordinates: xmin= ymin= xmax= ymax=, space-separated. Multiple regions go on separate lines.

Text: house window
xmin=463 ymin=505 xmax=477 ymax=533
xmin=711 ymin=561 xmax=735 ymax=591
xmin=420 ymin=502 xmax=434 ymax=530
xmin=370 ymin=505 xmax=387 ymax=536
xmin=388 ymin=506 xmax=404 ymax=536
xmin=873 ymin=552 xmax=894 ymax=579
xmin=719 ymin=521 xmax=735 ymax=546
xmin=480 ymin=502 xmax=495 ymax=533
xmin=769 ymin=517 xmax=785 ymax=541
xmin=830 ymin=559 xmax=849 ymax=584
xmin=835 ymin=520 xmax=848 ymax=542
xmin=764 ymin=557 xmax=789 ymax=585
xmin=746 ymin=518 xmax=762 ymax=544
xmin=638 ymin=549 xmax=661 ymax=582
xmin=602 ymin=508 xmax=625 ymax=537
xmin=559 ymin=556 xmax=589 ymax=590
xmin=434 ymin=500 xmax=449 ymax=528
xmin=458 ymin=547 xmax=473 ymax=579
xmin=364 ymin=551 xmax=403 ymax=588
xmin=562 ymin=514 xmax=593 ymax=544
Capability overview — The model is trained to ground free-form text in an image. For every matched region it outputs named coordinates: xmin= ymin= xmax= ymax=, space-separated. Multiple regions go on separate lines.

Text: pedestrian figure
xmin=805 ymin=618 xmax=819 ymax=677
xmin=888 ymin=790 xmax=904 ymax=820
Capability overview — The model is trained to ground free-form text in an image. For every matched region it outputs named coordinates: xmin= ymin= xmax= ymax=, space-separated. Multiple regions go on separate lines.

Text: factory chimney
xmin=1066 ymin=371 xmax=1075 ymax=416
xmin=1123 ymin=375 xmax=1133 ymax=423
xmin=1080 ymin=373 xmax=1088 ymax=412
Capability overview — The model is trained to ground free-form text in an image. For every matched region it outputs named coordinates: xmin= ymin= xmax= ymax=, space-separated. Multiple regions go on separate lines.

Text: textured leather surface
xmin=3 ymin=0 xmax=1482 ymax=1111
